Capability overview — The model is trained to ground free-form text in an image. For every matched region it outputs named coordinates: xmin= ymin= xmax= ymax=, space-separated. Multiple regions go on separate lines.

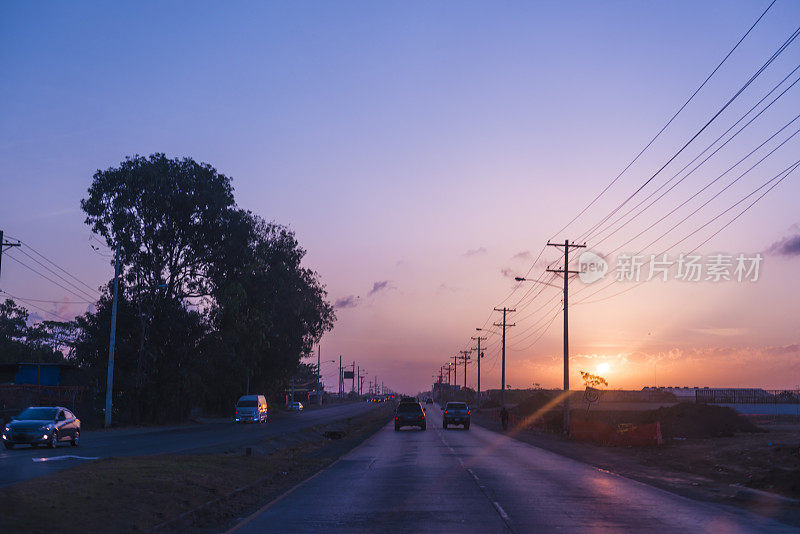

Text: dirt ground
xmin=473 ymin=411 xmax=800 ymax=527
xmin=0 ymin=405 xmax=392 ymax=533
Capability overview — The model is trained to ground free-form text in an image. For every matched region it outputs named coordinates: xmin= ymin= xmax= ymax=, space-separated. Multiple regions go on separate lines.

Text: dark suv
xmin=443 ymin=402 xmax=470 ymax=429
xmin=395 ymin=402 xmax=426 ymax=431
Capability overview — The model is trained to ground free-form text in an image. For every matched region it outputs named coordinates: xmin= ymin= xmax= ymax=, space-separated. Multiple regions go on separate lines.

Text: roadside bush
xmin=642 ymin=403 xmax=763 ymax=438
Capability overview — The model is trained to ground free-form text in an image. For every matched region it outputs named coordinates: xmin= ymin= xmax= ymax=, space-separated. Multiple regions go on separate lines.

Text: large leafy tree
xmin=204 ymin=213 xmax=335 ymax=408
xmin=81 ymin=152 xmax=236 ymax=299
xmin=77 ymin=153 xmax=335 ymax=422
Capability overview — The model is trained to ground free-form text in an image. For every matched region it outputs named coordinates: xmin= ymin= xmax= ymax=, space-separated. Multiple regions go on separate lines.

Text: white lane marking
xmin=32 ymin=455 xmax=99 ymax=462
xmin=493 ymin=501 xmax=510 ymax=521
xmin=436 ymin=411 xmax=514 ymax=532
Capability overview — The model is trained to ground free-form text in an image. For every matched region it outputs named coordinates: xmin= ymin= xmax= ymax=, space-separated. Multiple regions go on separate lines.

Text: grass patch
xmin=0 ymin=406 xmax=392 ymax=533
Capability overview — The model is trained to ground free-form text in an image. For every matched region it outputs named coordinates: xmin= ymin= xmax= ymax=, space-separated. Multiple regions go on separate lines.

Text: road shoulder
xmin=471 ymin=411 xmax=800 ymax=528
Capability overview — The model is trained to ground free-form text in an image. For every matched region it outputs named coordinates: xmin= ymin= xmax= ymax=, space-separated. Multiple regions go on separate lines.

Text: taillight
xmin=421 ymin=415 xmax=425 ymax=419
xmin=468 ymin=410 xmax=471 ymax=415
xmin=444 ymin=410 xmax=448 ymax=414
xmin=395 ymin=416 xmax=399 ymax=420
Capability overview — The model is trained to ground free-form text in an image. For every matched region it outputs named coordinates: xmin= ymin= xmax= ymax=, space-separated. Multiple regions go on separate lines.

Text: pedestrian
xmin=500 ymin=405 xmax=509 ymax=431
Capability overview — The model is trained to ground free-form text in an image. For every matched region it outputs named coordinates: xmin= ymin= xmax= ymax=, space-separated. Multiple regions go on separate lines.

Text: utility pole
xmin=351 ymin=362 xmax=356 ymax=394
xmin=339 ymin=355 xmax=342 ymax=397
xmin=356 ymin=364 xmax=359 ymax=395
xmin=459 ymin=350 xmax=471 ymax=402
xmin=0 ymin=231 xmax=21 ymax=278
xmin=452 ymin=354 xmax=458 ymax=390
xmin=471 ymin=334 xmax=486 ymax=407
xmin=104 ymin=242 xmax=120 ymax=428
xmin=317 ymin=345 xmax=321 ymax=391
xmin=547 ymin=239 xmax=586 ymax=436
xmin=493 ymin=307 xmax=516 ymax=409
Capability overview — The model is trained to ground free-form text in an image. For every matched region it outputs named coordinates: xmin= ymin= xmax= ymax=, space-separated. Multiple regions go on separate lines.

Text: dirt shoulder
xmin=0 ymin=405 xmax=392 ymax=533
xmin=472 ymin=411 xmax=800 ymax=527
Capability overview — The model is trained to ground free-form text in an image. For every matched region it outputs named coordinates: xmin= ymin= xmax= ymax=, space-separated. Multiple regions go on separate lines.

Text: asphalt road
xmin=0 ymin=401 xmax=376 ymax=488
xmin=233 ymin=404 xmax=795 ymax=533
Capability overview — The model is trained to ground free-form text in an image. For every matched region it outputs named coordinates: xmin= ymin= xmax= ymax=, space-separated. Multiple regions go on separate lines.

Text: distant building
xmin=0 ymin=362 xmax=81 ymax=387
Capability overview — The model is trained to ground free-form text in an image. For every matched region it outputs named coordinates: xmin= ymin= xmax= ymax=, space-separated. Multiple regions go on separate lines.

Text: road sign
xmin=343 ymin=370 xmax=354 ymax=379
xmin=583 ymin=386 xmax=601 ymax=404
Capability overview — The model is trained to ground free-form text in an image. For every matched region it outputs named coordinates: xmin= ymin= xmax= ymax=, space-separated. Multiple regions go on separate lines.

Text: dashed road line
xmin=437 ymin=421 xmax=515 ymax=533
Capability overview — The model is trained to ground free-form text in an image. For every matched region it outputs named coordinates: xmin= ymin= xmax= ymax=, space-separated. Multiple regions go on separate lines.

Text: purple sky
xmin=2 ymin=1 xmax=799 ymax=393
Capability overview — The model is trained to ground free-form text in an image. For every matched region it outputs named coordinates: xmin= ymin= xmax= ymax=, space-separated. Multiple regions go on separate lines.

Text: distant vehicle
xmin=288 ymin=401 xmax=304 ymax=411
xmin=2 ymin=406 xmax=80 ymax=449
xmin=235 ymin=395 xmax=268 ymax=423
xmin=395 ymin=401 xmax=426 ymax=431
xmin=399 ymin=396 xmax=417 ymax=404
xmin=443 ymin=402 xmax=470 ymax=430
xmin=425 ymin=398 xmax=433 ymax=405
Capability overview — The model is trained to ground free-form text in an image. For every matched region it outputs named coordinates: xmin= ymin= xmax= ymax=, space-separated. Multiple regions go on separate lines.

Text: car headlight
xmin=3 ymin=426 xmax=9 ymax=432
xmin=38 ymin=424 xmax=54 ymax=432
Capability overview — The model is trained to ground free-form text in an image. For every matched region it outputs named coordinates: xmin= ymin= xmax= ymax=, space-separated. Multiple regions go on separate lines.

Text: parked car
xmin=235 ymin=395 xmax=268 ymax=423
xmin=425 ymin=398 xmax=433 ymax=405
xmin=2 ymin=406 xmax=80 ymax=449
xmin=394 ymin=401 xmax=426 ymax=431
xmin=443 ymin=402 xmax=470 ymax=430
xmin=288 ymin=401 xmax=304 ymax=411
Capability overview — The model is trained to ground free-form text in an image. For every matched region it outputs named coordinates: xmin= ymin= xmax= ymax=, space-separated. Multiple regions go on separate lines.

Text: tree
xmin=205 ymin=213 xmax=335 ymax=407
xmin=76 ymin=153 xmax=336 ymax=422
xmin=81 ymin=153 xmax=236 ymax=300
xmin=0 ymin=299 xmax=73 ymax=364
xmin=580 ymin=370 xmax=608 ymax=389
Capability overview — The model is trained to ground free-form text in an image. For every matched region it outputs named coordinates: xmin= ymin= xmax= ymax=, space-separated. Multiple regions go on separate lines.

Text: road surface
xmin=233 ymin=405 xmax=794 ymax=533
xmin=0 ymin=402 xmax=375 ymax=487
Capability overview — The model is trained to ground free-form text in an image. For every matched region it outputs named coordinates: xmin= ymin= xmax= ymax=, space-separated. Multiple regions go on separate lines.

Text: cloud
xmin=463 ymin=247 xmax=487 ymax=257
xmin=764 ymin=344 xmax=800 ymax=356
xmin=367 ymin=280 xmax=393 ymax=296
xmin=500 ymin=267 xmax=516 ymax=279
xmin=766 ymin=232 xmax=800 ymax=257
xmin=437 ymin=282 xmax=458 ymax=294
xmin=512 ymin=251 xmax=531 ymax=260
xmin=691 ymin=327 xmax=746 ymax=337
xmin=334 ymin=295 xmax=360 ymax=309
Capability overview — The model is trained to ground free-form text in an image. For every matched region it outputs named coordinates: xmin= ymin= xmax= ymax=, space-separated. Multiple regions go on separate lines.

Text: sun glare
xmin=597 ymin=362 xmax=610 ymax=375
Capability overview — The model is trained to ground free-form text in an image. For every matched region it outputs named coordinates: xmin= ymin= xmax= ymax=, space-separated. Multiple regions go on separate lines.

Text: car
xmin=425 ymin=398 xmax=433 ymax=405
xmin=394 ymin=401 xmax=426 ymax=431
xmin=2 ymin=406 xmax=80 ymax=449
xmin=288 ymin=401 xmax=304 ymax=411
xmin=235 ymin=395 xmax=268 ymax=423
xmin=442 ymin=402 xmax=470 ymax=430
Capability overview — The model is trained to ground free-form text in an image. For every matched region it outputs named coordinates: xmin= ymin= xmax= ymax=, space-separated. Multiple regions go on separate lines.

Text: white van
xmin=235 ymin=395 xmax=268 ymax=423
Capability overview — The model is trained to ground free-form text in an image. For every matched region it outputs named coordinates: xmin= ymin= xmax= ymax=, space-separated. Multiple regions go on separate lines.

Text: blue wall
xmin=14 ymin=365 xmax=61 ymax=386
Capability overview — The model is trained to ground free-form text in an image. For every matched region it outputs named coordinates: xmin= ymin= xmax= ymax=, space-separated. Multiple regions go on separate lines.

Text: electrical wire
xmin=552 ymin=0 xmax=779 ymax=241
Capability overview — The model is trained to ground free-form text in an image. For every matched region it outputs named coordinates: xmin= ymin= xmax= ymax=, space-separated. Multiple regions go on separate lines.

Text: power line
xmin=573 ymin=158 xmax=800 ymax=306
xmin=577 ymin=23 xmax=800 ymax=243
xmin=586 ymin=62 xmax=800 ymax=246
xmin=552 ymin=0 xmax=779 ymax=241
xmin=0 ymin=292 xmax=74 ymax=322
xmin=5 ymin=234 xmax=101 ymax=295
xmin=0 ymin=289 xmax=93 ymax=304
xmin=14 ymin=247 xmax=99 ymax=301
xmin=3 ymin=252 xmax=100 ymax=304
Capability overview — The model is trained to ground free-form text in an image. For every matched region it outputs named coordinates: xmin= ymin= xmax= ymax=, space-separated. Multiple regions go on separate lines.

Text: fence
xmin=696 ymin=389 xmax=800 ymax=404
